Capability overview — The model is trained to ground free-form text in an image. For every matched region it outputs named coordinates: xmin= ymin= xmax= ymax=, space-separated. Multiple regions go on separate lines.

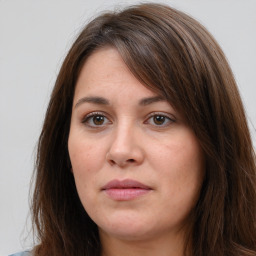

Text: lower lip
xmin=104 ymin=188 xmax=151 ymax=201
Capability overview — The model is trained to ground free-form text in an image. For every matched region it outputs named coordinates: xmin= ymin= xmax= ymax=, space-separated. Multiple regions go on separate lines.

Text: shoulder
xmin=9 ymin=251 xmax=32 ymax=256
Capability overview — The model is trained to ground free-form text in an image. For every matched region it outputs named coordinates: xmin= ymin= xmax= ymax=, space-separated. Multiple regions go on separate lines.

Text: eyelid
xmin=146 ymin=112 xmax=175 ymax=120
xmin=82 ymin=111 xmax=106 ymax=120
xmin=144 ymin=112 xmax=176 ymax=126
xmin=80 ymin=111 xmax=176 ymax=129
xmin=81 ymin=111 xmax=112 ymax=127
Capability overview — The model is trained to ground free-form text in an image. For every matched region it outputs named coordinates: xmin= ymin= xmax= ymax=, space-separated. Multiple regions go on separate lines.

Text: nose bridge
xmin=107 ymin=118 xmax=143 ymax=166
xmin=112 ymin=118 xmax=136 ymax=153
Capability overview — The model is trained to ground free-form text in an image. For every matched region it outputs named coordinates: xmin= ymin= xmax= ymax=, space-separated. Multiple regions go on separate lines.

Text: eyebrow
xmin=74 ymin=95 xmax=165 ymax=108
xmin=139 ymin=96 xmax=165 ymax=106
xmin=75 ymin=96 xmax=109 ymax=108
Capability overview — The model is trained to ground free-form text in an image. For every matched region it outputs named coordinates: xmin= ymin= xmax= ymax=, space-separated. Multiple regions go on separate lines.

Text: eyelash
xmin=145 ymin=112 xmax=175 ymax=127
xmin=81 ymin=112 xmax=175 ymax=128
xmin=81 ymin=112 xmax=111 ymax=127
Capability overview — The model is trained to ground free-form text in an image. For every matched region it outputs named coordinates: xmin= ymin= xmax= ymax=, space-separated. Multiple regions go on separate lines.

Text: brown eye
xmin=93 ymin=115 xmax=105 ymax=125
xmin=153 ymin=115 xmax=166 ymax=125
xmin=82 ymin=113 xmax=111 ymax=128
xmin=145 ymin=113 xmax=175 ymax=127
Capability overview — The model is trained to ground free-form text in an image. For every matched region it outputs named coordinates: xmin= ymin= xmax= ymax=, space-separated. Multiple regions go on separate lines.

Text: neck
xmin=100 ymin=229 xmax=189 ymax=256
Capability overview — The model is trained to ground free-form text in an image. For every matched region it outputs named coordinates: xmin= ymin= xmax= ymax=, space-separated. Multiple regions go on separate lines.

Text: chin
xmin=100 ymin=226 xmax=155 ymax=242
xmin=97 ymin=214 xmax=163 ymax=242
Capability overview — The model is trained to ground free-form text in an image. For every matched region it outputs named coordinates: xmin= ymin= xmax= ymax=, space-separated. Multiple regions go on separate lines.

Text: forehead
xmin=74 ymin=47 xmax=158 ymax=100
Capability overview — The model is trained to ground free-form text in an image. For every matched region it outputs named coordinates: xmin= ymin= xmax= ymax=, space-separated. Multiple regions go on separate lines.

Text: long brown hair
xmin=32 ymin=3 xmax=256 ymax=256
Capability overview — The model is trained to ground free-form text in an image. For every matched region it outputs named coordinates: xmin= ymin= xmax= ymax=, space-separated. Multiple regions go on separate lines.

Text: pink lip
xmin=102 ymin=179 xmax=152 ymax=201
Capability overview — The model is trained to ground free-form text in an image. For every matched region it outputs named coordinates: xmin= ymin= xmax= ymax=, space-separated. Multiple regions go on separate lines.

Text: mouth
xmin=102 ymin=179 xmax=152 ymax=201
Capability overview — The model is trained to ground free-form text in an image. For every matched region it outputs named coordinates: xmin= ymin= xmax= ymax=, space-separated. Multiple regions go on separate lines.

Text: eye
xmin=145 ymin=113 xmax=175 ymax=127
xmin=82 ymin=112 xmax=111 ymax=127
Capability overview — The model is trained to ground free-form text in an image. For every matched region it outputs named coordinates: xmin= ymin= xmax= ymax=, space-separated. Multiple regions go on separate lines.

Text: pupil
xmin=154 ymin=115 xmax=165 ymax=125
xmin=93 ymin=115 xmax=104 ymax=125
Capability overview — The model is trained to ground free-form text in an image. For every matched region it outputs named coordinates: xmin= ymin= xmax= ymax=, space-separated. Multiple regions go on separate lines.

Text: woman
xmin=11 ymin=3 xmax=256 ymax=256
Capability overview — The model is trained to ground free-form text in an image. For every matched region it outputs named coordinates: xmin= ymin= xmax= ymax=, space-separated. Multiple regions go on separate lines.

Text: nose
xmin=106 ymin=124 xmax=144 ymax=167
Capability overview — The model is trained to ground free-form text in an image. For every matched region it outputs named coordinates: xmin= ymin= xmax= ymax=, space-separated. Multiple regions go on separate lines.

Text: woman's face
xmin=68 ymin=47 xmax=205 ymax=242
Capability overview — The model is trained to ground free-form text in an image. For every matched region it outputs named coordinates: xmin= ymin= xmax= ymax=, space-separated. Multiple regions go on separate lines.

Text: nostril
xmin=107 ymin=153 xmax=137 ymax=166
xmin=109 ymin=160 xmax=115 ymax=165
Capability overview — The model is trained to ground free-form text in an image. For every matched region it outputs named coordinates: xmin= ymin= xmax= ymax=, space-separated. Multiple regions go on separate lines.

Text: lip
xmin=102 ymin=179 xmax=152 ymax=201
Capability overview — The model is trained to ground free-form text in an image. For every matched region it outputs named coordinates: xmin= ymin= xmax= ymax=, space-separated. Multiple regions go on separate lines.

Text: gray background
xmin=0 ymin=0 xmax=255 ymax=255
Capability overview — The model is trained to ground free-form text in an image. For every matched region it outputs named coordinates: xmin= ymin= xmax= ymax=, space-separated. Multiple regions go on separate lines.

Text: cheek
xmin=150 ymin=131 xmax=205 ymax=205
xmin=68 ymin=135 xmax=106 ymax=197
xmin=151 ymin=136 xmax=204 ymax=174
xmin=69 ymin=134 xmax=104 ymax=171
xmin=68 ymin=142 xmax=100 ymax=214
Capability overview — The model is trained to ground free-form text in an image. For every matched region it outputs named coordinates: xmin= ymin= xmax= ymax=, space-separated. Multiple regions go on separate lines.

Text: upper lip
xmin=102 ymin=179 xmax=152 ymax=190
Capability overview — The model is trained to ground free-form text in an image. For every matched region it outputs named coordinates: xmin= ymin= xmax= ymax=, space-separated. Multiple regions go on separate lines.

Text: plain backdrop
xmin=0 ymin=0 xmax=255 ymax=255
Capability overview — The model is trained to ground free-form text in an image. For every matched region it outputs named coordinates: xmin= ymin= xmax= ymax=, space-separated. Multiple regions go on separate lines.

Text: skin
xmin=68 ymin=47 xmax=205 ymax=256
